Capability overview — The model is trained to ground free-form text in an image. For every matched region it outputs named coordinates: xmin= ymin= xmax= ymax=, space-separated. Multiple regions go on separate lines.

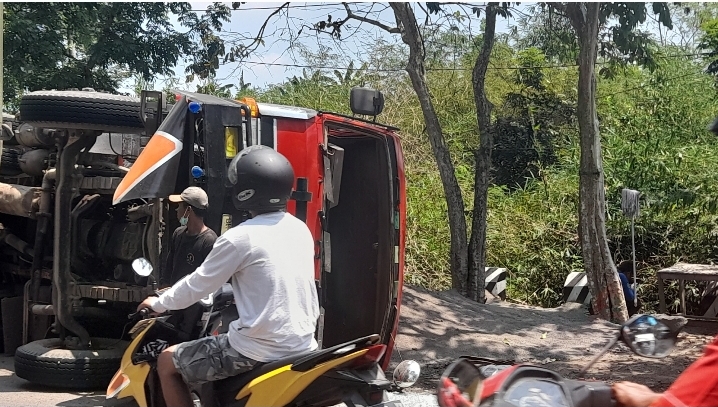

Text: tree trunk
xmin=568 ymin=3 xmax=628 ymax=323
xmin=391 ymin=3 xmax=469 ymax=295
xmin=467 ymin=4 xmax=498 ymax=303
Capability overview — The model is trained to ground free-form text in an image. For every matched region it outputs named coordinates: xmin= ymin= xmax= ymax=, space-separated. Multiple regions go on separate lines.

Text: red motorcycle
xmin=437 ymin=314 xmax=680 ymax=407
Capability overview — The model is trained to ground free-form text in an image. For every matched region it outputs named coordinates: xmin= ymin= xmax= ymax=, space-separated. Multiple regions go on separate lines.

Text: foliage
xmin=153 ymin=8 xmax=718 ymax=314
xmin=700 ymin=17 xmax=718 ymax=75
xmin=13 ymin=1 xmax=718 ymax=314
xmin=696 ymin=9 xmax=718 ymax=76
xmin=521 ymin=3 xmax=677 ymax=77
xmin=491 ymin=48 xmax=576 ymax=188
xmin=473 ymin=54 xmax=718 ymax=309
xmin=196 ymin=77 xmax=235 ymax=98
xmin=600 ymin=56 xmax=718 ymax=313
xmin=3 ymin=2 xmax=231 ymax=111
xmin=514 ymin=5 xmax=579 ymax=63
xmin=256 ymin=48 xmax=370 ymax=114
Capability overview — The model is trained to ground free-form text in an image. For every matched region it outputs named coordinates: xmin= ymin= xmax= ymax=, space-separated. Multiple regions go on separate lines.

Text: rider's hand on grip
xmin=438 ymin=377 xmax=474 ymax=407
xmin=128 ymin=307 xmax=150 ymax=320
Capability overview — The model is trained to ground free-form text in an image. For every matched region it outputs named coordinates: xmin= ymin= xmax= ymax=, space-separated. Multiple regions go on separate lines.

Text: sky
xmin=120 ymin=1 xmax=521 ymax=94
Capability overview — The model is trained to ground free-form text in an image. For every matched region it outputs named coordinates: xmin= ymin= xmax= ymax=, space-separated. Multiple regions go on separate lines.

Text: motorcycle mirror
xmin=132 ymin=257 xmax=153 ymax=277
xmin=621 ymin=314 xmax=677 ymax=358
xmin=393 ymin=360 xmax=421 ymax=388
xmin=578 ymin=314 xmax=680 ymax=378
xmin=437 ymin=359 xmax=484 ymax=407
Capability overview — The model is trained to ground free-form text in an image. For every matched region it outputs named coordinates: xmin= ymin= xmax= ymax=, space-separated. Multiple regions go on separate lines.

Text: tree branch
xmin=473 ymin=5 xmax=497 ymax=113
xmin=417 ymin=2 xmax=430 ymax=26
xmin=215 ymin=3 xmax=289 ymax=81
xmin=545 ymin=2 xmax=576 ymax=25
xmin=467 ymin=2 xmax=498 ymax=303
xmin=63 ymin=49 xmax=79 ymax=62
xmin=342 ymin=2 xmax=400 ymax=33
xmin=549 ymin=2 xmax=568 ymax=14
xmin=229 ymin=2 xmax=289 ymax=59
xmin=563 ymin=3 xmax=587 ymax=32
xmin=389 ymin=1 xmax=469 ymax=296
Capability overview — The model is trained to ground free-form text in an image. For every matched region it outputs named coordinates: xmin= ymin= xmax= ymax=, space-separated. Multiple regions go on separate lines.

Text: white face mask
xmin=179 ymin=207 xmax=190 ymax=226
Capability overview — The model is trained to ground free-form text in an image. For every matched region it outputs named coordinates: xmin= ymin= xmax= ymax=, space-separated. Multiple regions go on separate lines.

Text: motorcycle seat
xmin=212 ymin=334 xmax=381 ymax=402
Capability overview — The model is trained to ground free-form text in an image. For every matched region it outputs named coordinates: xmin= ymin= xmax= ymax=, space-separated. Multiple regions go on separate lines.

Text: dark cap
xmin=168 ymin=186 xmax=209 ymax=209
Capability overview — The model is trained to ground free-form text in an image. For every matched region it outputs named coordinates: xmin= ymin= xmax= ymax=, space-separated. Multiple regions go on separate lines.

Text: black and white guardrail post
xmin=485 ymin=267 xmax=507 ymax=301
xmin=562 ymin=271 xmax=592 ymax=305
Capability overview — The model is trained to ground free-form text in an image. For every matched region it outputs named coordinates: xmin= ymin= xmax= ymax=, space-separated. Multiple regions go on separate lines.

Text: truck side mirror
xmin=350 ymin=87 xmax=385 ymax=118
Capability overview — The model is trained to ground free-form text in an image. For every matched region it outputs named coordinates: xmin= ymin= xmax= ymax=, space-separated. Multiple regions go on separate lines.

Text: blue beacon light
xmin=191 ymin=166 xmax=205 ymax=179
xmin=188 ymin=101 xmax=202 ymax=114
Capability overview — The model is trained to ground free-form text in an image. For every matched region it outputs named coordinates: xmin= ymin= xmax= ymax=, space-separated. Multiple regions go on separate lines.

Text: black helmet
xmin=227 ymin=145 xmax=295 ymax=212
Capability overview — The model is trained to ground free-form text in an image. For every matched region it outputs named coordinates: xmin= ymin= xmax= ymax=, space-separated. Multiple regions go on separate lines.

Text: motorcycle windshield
xmin=112 ymin=97 xmax=188 ymax=205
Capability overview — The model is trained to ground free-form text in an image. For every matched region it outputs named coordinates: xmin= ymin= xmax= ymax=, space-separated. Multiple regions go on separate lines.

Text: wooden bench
xmin=657 ymin=262 xmax=718 ymax=319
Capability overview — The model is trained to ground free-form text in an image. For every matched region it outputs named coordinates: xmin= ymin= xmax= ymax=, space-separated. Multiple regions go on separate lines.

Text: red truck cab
xmin=116 ymin=88 xmax=406 ymax=368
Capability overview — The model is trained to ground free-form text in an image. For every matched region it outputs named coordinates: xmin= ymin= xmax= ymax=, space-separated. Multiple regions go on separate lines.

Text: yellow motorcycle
xmin=106 ymin=258 xmax=420 ymax=407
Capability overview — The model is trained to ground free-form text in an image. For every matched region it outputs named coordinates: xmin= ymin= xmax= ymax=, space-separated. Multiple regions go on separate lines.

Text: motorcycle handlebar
xmin=128 ymin=308 xmax=151 ymax=320
xmin=563 ymin=379 xmax=615 ymax=407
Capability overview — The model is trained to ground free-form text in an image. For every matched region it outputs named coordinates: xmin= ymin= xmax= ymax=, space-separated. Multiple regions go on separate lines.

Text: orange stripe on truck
xmin=112 ymin=131 xmax=183 ymax=205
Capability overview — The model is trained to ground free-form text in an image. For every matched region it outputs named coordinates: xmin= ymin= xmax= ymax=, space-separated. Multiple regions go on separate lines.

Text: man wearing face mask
xmin=161 ymin=186 xmax=218 ymax=287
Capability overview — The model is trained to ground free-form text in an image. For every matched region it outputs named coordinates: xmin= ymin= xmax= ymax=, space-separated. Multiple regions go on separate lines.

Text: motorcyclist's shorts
xmin=172 ymin=333 xmax=259 ymax=384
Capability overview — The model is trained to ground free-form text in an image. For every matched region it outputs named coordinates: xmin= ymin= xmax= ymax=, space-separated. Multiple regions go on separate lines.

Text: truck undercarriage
xmin=0 ymin=91 xmax=167 ymax=356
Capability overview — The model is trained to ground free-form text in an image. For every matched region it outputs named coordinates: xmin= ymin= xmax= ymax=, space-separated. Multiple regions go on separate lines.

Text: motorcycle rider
xmin=613 ymin=333 xmax=718 ymax=407
xmin=438 ymin=324 xmax=718 ymax=407
xmin=136 ymin=145 xmax=320 ymax=407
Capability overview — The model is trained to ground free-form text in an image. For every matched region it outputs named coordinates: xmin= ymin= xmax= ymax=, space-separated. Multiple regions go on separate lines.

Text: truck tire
xmin=0 ymin=147 xmax=23 ymax=176
xmin=19 ymin=90 xmax=144 ymax=134
xmin=14 ymin=337 xmax=129 ymax=390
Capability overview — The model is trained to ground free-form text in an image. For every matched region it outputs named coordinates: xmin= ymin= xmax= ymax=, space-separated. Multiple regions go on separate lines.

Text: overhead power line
xmin=243 ymin=60 xmax=582 ymax=71
xmin=598 ymin=71 xmax=705 ymax=99
xmin=234 ymin=60 xmax=708 ymax=101
xmin=191 ymin=3 xmax=345 ymax=12
xmin=239 ymin=52 xmax=711 ymax=72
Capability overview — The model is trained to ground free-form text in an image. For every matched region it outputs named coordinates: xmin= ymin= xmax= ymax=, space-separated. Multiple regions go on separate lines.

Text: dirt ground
xmin=388 ymin=285 xmax=716 ymax=394
xmin=0 ymin=284 xmax=714 ymax=406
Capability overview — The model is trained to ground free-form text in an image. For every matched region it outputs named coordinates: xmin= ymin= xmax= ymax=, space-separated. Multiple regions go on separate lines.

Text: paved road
xmin=0 ymin=355 xmax=134 ymax=407
xmin=0 ymin=355 xmax=436 ymax=407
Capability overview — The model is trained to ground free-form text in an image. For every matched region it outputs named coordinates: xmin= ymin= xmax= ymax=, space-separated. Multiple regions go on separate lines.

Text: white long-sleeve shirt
xmin=148 ymin=211 xmax=320 ymax=362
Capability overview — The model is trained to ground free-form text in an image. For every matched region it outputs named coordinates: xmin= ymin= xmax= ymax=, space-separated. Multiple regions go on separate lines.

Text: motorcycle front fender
xmin=106 ymin=319 xmax=156 ymax=407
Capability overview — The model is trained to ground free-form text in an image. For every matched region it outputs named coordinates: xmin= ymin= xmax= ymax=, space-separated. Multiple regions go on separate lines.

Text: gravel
xmin=386 ymin=285 xmax=621 ymax=390
xmin=389 ymin=389 xmax=439 ymax=407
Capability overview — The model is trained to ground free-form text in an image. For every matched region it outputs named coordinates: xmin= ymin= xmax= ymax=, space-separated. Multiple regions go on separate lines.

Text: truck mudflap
xmin=112 ymin=96 xmax=188 ymax=205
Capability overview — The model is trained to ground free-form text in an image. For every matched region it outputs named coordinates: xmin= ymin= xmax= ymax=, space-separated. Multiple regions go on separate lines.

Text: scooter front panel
xmin=108 ymin=319 xmax=156 ymax=407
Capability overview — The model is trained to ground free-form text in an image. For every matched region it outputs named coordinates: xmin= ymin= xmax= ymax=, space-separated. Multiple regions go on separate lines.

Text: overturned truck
xmin=0 ymin=88 xmax=407 ymax=389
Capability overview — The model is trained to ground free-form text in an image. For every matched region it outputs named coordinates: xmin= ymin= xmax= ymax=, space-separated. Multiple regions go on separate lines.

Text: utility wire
xmin=242 ymin=60 xmax=585 ymax=71
xmin=191 ymin=3 xmax=346 ymax=12
xmin=236 ymin=60 xmax=706 ymax=100
xmin=237 ymin=51 xmax=712 ymax=72
xmin=598 ymin=71 xmax=705 ymax=99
